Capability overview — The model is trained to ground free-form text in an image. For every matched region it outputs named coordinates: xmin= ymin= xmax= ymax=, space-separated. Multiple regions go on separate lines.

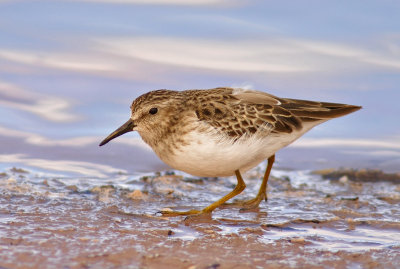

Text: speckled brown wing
xmin=231 ymin=89 xmax=303 ymax=135
xmin=191 ymin=88 xmax=279 ymax=141
xmin=231 ymin=89 xmax=361 ymax=135
xmin=192 ymin=88 xmax=361 ymax=141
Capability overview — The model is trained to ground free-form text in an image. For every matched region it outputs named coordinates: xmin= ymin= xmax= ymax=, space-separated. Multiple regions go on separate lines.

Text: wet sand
xmin=1 ymin=166 xmax=399 ymax=268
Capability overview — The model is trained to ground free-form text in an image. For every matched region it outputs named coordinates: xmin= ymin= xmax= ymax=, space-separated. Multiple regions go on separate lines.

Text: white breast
xmin=157 ymin=126 xmax=309 ymax=177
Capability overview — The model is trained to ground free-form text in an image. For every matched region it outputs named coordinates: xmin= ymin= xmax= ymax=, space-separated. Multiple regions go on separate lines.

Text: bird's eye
xmin=149 ymin=107 xmax=158 ymax=115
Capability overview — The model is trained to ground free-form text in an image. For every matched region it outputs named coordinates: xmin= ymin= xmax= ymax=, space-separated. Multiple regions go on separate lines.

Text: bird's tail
xmin=281 ymin=98 xmax=362 ymax=122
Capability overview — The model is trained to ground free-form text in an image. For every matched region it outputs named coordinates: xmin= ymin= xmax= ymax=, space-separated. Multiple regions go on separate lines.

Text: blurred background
xmin=1 ymin=0 xmax=399 ymax=177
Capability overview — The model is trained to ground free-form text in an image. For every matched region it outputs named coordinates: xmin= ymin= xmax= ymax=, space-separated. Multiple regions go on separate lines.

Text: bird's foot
xmin=159 ymin=208 xmax=202 ymax=217
xmin=158 ymin=208 xmax=213 ymax=221
xmin=224 ymin=194 xmax=267 ymax=211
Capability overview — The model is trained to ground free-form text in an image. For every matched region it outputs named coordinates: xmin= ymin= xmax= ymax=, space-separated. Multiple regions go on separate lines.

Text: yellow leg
xmin=160 ymin=170 xmax=246 ymax=216
xmin=226 ymin=154 xmax=275 ymax=209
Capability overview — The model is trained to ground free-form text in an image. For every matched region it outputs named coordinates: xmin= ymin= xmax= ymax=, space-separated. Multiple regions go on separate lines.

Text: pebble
xmin=339 ymin=175 xmax=349 ymax=183
xmin=290 ymin=237 xmax=305 ymax=244
xmin=127 ymin=189 xmax=147 ymax=200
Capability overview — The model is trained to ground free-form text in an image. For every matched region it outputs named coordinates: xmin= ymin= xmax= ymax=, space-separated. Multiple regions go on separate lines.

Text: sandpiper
xmin=99 ymin=87 xmax=361 ymax=216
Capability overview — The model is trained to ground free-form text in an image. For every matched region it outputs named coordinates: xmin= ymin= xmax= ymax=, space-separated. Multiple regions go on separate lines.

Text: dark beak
xmin=99 ymin=119 xmax=136 ymax=146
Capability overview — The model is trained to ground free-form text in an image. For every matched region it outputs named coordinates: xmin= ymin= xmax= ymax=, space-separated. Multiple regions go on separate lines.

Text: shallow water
xmin=1 ymin=164 xmax=399 ymax=268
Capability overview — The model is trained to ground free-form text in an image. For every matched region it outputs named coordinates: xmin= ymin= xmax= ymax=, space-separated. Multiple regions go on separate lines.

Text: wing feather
xmin=190 ymin=87 xmax=361 ymax=141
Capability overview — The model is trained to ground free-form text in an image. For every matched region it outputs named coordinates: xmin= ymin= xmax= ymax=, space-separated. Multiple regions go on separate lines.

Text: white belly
xmin=159 ymin=128 xmax=305 ymax=177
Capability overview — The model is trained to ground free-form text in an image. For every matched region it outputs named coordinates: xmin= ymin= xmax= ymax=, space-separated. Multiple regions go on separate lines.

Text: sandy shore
xmin=1 ymin=167 xmax=399 ymax=268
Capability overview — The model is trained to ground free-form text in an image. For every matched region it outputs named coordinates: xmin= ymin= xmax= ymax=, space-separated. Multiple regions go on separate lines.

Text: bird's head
xmin=99 ymin=90 xmax=182 ymax=147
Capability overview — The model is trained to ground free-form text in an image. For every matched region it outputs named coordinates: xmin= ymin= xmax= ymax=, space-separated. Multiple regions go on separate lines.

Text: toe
xmin=159 ymin=209 xmax=202 ymax=217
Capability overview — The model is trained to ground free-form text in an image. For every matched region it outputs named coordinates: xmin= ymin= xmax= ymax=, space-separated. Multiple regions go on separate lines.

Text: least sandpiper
xmin=99 ymin=87 xmax=361 ymax=216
